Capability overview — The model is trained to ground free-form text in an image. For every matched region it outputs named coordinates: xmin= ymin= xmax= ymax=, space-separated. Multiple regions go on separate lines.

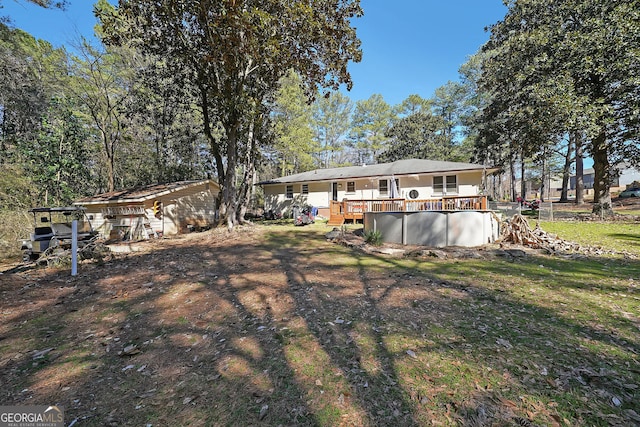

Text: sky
xmin=2 ymin=0 xmax=507 ymax=107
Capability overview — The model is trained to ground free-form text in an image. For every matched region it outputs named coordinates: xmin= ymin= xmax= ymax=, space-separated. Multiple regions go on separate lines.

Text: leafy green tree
xmin=349 ymin=94 xmax=394 ymax=165
xmin=312 ymin=91 xmax=353 ymax=168
xmin=70 ymin=38 xmax=134 ymax=193
xmin=121 ymin=57 xmax=211 ymax=187
xmin=431 ymin=81 xmax=474 ymax=162
xmin=377 ymin=111 xmax=450 ymax=163
xmin=23 ymin=98 xmax=92 ymax=205
xmin=0 ymin=24 xmax=66 ymax=164
xmin=101 ymin=0 xmax=362 ymax=228
xmin=480 ymin=0 xmax=640 ymax=214
xmin=395 ymin=94 xmax=430 ymax=117
xmin=270 ymin=70 xmax=317 ymax=176
xmin=0 ymin=22 xmax=89 ymax=208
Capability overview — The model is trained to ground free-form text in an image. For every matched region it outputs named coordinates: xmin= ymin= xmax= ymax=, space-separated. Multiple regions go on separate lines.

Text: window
xmin=346 ymin=181 xmax=355 ymax=193
xmin=286 ymin=185 xmax=293 ymax=199
xmin=379 ymin=179 xmax=388 ymax=194
xmin=433 ymin=175 xmax=457 ymax=194
xmin=446 ymin=175 xmax=457 ymax=193
xmin=301 ymin=184 xmax=309 ymax=195
xmin=433 ymin=176 xmax=443 ymax=194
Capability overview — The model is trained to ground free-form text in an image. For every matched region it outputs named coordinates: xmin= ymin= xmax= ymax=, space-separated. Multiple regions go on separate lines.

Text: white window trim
xmin=433 ymin=175 xmax=458 ymax=195
xmin=379 ymin=179 xmax=388 ymax=195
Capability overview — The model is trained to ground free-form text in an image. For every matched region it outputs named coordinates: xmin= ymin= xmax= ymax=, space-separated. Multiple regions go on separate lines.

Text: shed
xmin=74 ymin=179 xmax=220 ymax=239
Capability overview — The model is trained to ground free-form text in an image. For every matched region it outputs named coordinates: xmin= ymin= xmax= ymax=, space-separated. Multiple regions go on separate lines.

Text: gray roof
xmin=258 ymin=159 xmax=495 ymax=185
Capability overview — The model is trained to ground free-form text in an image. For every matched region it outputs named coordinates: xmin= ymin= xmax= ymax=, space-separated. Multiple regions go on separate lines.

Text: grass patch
xmin=540 ymin=220 xmax=640 ymax=255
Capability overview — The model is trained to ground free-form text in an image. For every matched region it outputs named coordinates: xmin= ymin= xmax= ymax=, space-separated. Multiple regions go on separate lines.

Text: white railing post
xmin=71 ymin=220 xmax=78 ymax=276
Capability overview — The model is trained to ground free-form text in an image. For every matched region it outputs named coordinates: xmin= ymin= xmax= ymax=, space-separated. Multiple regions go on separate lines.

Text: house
xmin=74 ymin=179 xmax=220 ymax=239
xmin=569 ymin=164 xmax=640 ymax=195
xmin=258 ymin=159 xmax=496 ymax=224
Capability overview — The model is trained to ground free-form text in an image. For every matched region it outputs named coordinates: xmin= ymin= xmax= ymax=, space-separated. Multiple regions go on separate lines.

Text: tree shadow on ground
xmin=0 ymin=226 xmax=638 ymax=426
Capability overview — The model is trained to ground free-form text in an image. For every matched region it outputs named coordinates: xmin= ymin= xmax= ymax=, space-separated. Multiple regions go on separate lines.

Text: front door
xmin=332 ymin=182 xmax=339 ymax=201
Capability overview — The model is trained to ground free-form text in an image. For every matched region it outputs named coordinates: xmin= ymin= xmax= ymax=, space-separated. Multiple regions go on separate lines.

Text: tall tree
xmin=312 ymin=91 xmax=353 ymax=168
xmin=377 ymin=111 xmax=449 ymax=163
xmin=0 ymin=23 xmax=85 ymax=208
xmin=70 ymin=38 xmax=133 ymax=192
xmin=431 ymin=81 xmax=474 ymax=162
xmin=349 ymin=93 xmax=394 ymax=165
xmin=395 ymin=94 xmax=430 ymax=117
xmin=24 ymin=98 xmax=92 ymax=205
xmin=101 ymin=0 xmax=362 ymax=229
xmin=270 ymin=70 xmax=317 ymax=176
xmin=122 ymin=57 xmax=211 ymax=187
xmin=480 ymin=0 xmax=640 ymax=214
xmin=0 ymin=24 xmax=66 ymax=163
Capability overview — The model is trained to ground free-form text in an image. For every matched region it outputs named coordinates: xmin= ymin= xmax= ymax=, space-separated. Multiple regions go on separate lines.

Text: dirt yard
xmin=1 ymin=224 xmax=638 ymax=426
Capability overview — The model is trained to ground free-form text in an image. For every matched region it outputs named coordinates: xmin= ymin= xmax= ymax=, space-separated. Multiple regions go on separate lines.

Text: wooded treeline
xmin=1 ymin=0 xmax=638 ymax=227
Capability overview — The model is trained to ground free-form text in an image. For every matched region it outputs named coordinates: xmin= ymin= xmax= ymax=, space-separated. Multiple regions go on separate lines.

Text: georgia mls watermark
xmin=0 ymin=406 xmax=64 ymax=427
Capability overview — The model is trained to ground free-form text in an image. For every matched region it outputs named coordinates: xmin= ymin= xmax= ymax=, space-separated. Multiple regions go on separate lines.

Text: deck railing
xmin=329 ymin=195 xmax=487 ymax=223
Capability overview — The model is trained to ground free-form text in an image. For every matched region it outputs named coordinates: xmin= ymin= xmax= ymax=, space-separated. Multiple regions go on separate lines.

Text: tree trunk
xmin=221 ymin=113 xmax=240 ymax=230
xmin=198 ymin=82 xmax=225 ymax=217
xmin=101 ymin=127 xmax=115 ymax=192
xmin=509 ymin=158 xmax=518 ymax=202
xmin=560 ymin=134 xmax=574 ymax=202
xmin=591 ymin=131 xmax=613 ymax=216
xmin=539 ymin=149 xmax=547 ymax=202
xmin=520 ymin=153 xmax=526 ymax=201
xmin=575 ymin=140 xmax=584 ymax=205
xmin=237 ymin=115 xmax=258 ymax=224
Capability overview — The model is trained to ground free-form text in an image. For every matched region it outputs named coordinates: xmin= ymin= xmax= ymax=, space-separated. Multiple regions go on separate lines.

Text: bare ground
xmin=0 ymin=224 xmax=638 ymax=426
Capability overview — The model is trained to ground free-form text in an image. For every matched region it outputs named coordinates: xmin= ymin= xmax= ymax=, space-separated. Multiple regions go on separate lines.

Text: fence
xmin=488 ymin=201 xmax=554 ymax=221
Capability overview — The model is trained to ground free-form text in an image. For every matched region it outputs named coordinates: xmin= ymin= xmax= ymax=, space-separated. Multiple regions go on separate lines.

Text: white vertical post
xmin=71 ymin=220 xmax=78 ymax=276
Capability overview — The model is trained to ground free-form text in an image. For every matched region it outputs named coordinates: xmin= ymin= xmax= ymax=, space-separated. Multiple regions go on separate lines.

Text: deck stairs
xmin=327 ymin=216 xmax=345 ymax=226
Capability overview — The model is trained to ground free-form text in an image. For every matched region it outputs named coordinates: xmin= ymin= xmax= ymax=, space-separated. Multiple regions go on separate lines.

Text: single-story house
xmin=74 ymin=179 xmax=220 ymax=239
xmin=568 ymin=164 xmax=640 ymax=195
xmin=258 ymin=159 xmax=497 ymax=223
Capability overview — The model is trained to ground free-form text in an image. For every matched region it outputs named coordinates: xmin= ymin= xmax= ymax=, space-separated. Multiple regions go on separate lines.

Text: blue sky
xmin=2 ymin=0 xmax=507 ymax=106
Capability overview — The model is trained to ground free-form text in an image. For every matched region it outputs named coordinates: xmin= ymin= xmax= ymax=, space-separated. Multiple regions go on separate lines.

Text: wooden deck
xmin=328 ymin=195 xmax=488 ymax=225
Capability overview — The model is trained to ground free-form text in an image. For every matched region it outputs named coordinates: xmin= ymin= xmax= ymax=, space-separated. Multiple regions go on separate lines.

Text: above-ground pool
xmin=363 ymin=210 xmax=500 ymax=247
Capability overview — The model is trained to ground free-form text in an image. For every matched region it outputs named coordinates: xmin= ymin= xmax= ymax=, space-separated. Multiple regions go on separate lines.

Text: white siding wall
xmin=456 ymin=171 xmax=483 ymax=196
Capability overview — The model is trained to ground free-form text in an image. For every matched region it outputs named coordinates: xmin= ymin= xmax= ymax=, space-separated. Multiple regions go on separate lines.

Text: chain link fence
xmin=488 ymin=201 xmax=554 ymax=221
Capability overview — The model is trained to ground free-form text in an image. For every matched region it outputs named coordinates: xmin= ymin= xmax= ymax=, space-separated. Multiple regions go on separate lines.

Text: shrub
xmin=0 ymin=209 xmax=32 ymax=262
xmin=364 ymin=229 xmax=383 ymax=246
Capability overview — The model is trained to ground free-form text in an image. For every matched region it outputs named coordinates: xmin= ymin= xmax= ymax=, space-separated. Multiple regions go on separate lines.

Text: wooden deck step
xmin=327 ymin=216 xmax=345 ymax=226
